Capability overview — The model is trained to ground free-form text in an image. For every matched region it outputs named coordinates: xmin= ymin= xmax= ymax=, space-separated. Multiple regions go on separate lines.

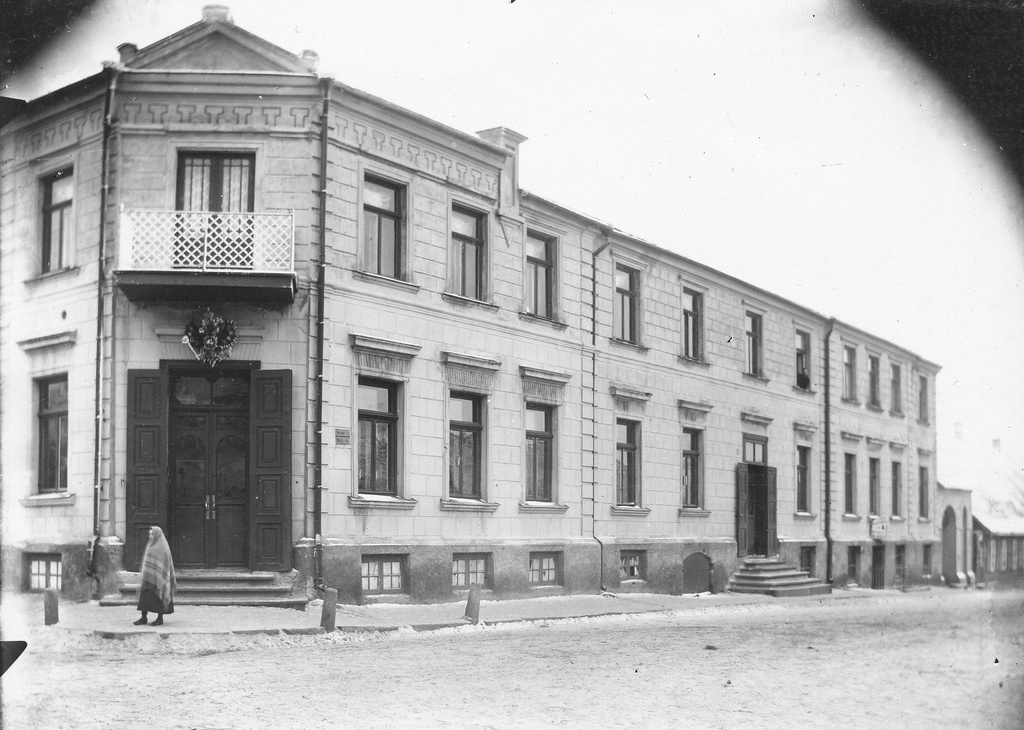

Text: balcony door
xmin=175 ymin=152 xmax=255 ymax=270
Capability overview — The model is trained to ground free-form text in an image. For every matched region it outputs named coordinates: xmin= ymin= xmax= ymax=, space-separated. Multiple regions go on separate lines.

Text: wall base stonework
xmin=3 ymin=541 xmax=96 ymax=601
xmin=597 ymin=539 xmax=737 ymax=595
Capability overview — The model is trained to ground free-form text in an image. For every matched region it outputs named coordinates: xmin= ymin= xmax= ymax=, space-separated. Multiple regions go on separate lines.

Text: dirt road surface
xmin=2 ymin=588 xmax=1021 ymax=729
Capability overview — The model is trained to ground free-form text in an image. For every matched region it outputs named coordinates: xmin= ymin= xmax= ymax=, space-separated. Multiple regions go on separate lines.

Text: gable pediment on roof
xmin=130 ymin=22 xmax=310 ymax=74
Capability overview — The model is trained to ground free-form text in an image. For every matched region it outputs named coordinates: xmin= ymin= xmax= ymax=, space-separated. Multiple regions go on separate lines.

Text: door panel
xmin=126 ymin=370 xmax=169 ymax=570
xmin=250 ymin=370 xmax=292 ymax=571
xmin=766 ymin=466 xmax=778 ymax=556
xmin=736 ymin=464 xmax=749 ymax=557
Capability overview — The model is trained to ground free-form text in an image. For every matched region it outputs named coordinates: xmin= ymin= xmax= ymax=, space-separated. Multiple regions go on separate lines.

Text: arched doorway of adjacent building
xmin=942 ymin=506 xmax=958 ymax=585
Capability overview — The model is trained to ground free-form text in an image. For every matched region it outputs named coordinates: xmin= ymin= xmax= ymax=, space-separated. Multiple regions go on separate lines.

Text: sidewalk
xmin=0 ymin=587 xmax=886 ymax=641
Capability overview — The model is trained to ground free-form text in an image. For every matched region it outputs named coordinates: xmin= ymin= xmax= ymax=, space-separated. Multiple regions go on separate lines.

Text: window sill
xmin=678 ymin=507 xmax=711 ymax=517
xmin=518 ymin=501 xmax=569 ymax=514
xmin=609 ymin=338 xmax=649 ymax=353
xmin=518 ymin=312 xmax=568 ymax=330
xmin=348 ymin=494 xmax=417 ymax=510
xmin=21 ymin=492 xmax=76 ymax=508
xmin=794 ymin=512 xmax=817 ymax=520
xmin=677 ymin=355 xmax=710 ymax=368
xmin=890 ymin=516 xmax=905 ymax=522
xmin=866 ymin=403 xmax=884 ymax=413
xmin=792 ymin=386 xmax=816 ymax=396
xmin=24 ymin=266 xmax=81 ymax=285
xmin=611 ymin=505 xmax=651 ymax=517
xmin=351 ymin=269 xmax=420 ymax=294
xmin=841 ymin=397 xmax=860 ymax=406
xmin=440 ymin=497 xmax=500 ymax=513
xmin=842 ymin=513 xmax=862 ymax=522
xmin=528 ymin=584 xmax=565 ymax=595
xmin=742 ymin=373 xmax=770 ymax=384
xmin=917 ymin=420 xmax=931 ymax=427
xmin=889 ymin=410 xmax=905 ymax=418
xmin=453 ymin=586 xmax=494 ymax=597
xmin=361 ymin=592 xmax=412 ymax=605
xmin=918 ymin=517 xmax=931 ymax=523
xmin=441 ymin=292 xmax=499 ymax=312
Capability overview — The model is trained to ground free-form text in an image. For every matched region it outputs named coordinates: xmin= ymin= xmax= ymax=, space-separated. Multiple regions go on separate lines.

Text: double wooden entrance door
xmin=736 ymin=463 xmax=778 ymax=557
xmin=169 ymin=371 xmax=250 ymax=568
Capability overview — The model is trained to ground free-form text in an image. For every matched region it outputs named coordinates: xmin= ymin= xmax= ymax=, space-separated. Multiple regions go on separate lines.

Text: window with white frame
xmin=27 ymin=554 xmax=62 ymax=591
xmin=357 ymin=378 xmax=399 ymax=495
xmin=795 ymin=330 xmax=811 ymax=390
xmin=614 ymin=264 xmax=640 ymax=344
xmin=745 ymin=312 xmax=763 ymax=376
xmin=681 ymin=428 xmax=701 ymax=508
xmin=450 ymin=205 xmax=486 ymax=300
xmin=529 ymin=553 xmax=561 ymax=586
xmin=361 ymin=555 xmax=406 ymax=594
xmin=796 ymin=445 xmax=811 ymax=513
xmin=844 ymin=453 xmax=857 ymax=514
xmin=452 ymin=553 xmax=489 ymax=588
xmin=449 ymin=392 xmax=484 ymax=499
xmin=616 ymin=419 xmax=640 ymax=505
xmin=681 ymin=288 xmax=703 ymax=360
xmin=525 ymin=404 xmax=554 ymax=502
xmin=41 ymin=168 xmax=73 ymax=273
xmin=619 ymin=550 xmax=645 ymax=580
xmin=890 ymin=363 xmax=902 ymax=413
xmin=525 ymin=230 xmax=555 ymax=319
xmin=843 ymin=346 xmax=857 ymax=401
xmin=868 ymin=355 xmax=881 ymax=407
xmin=37 ymin=375 xmax=68 ymax=493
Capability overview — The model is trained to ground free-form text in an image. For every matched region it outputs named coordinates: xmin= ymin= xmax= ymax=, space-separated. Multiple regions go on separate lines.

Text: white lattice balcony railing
xmin=118 ymin=209 xmax=294 ymax=273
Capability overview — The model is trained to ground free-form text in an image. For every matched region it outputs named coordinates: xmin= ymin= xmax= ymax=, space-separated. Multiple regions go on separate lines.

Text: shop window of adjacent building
xmin=616 ymin=419 xmax=640 ymax=506
xmin=613 ymin=265 xmax=640 ymax=344
xmin=361 ymin=175 xmax=405 ymax=280
xmin=37 ymin=375 xmax=69 ymax=493
xmin=41 ymin=168 xmax=74 ymax=273
xmin=890 ymin=363 xmax=902 ymax=414
xmin=361 ymin=555 xmax=406 ymax=594
xmin=795 ymin=330 xmax=811 ymax=390
xmin=800 ymin=546 xmax=816 ymax=578
xmin=844 ymin=453 xmax=857 ymax=514
xmin=868 ymin=355 xmax=881 ymax=407
xmin=922 ymin=544 xmax=932 ymax=577
xmin=357 ymin=378 xmax=399 ymax=495
xmin=525 ymin=404 xmax=554 ymax=502
xmin=27 ymin=554 xmax=62 ymax=591
xmin=449 ymin=393 xmax=484 ymax=499
xmin=681 ymin=289 xmax=703 ymax=360
xmin=843 ymin=346 xmax=857 ymax=401
xmin=745 ymin=311 xmax=763 ymax=376
xmin=450 ymin=205 xmax=486 ymax=300
xmin=918 ymin=375 xmax=929 ymax=423
xmin=891 ymin=461 xmax=902 ymax=517
xmin=525 ymin=231 xmax=555 ymax=319
xmin=987 ymin=541 xmax=996 ymax=573
xmin=848 ymin=546 xmax=861 ymax=585
xmin=528 ymin=552 xmax=562 ymax=586
xmin=619 ymin=550 xmax=646 ymax=580
xmin=869 ymin=457 xmax=881 ymax=516
xmin=796 ymin=445 xmax=811 ymax=513
xmin=743 ymin=436 xmax=767 ymax=465
xmin=918 ymin=466 xmax=929 ymax=518
xmin=681 ymin=428 xmax=702 ymax=508
xmin=452 ymin=553 xmax=489 ymax=588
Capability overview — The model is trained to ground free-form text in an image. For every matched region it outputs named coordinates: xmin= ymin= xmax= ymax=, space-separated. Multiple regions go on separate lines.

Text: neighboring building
xmin=936 ymin=482 xmax=972 ymax=586
xmin=0 ymin=7 xmax=942 ymax=604
xmin=972 ymin=514 xmax=1024 ymax=588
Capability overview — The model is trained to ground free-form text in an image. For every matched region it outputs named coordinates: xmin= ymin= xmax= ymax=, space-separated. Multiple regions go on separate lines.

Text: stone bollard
xmin=463 ymin=584 xmax=481 ymax=624
xmin=44 ymin=589 xmax=59 ymax=626
xmin=320 ymin=587 xmax=338 ymax=632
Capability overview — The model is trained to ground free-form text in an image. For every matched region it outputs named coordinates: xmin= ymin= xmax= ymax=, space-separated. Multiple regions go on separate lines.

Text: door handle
xmin=211 ymin=494 xmax=216 ymax=520
xmin=204 ymin=496 xmax=210 ymax=520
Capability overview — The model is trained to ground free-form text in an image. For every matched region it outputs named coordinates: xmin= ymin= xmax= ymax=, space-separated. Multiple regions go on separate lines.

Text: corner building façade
xmin=0 ymin=7 xmax=947 ymax=605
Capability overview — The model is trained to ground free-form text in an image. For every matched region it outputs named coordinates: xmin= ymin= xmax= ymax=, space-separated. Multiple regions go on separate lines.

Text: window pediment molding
xmin=350 ymin=333 xmax=422 ymax=360
xmin=793 ymin=419 xmax=818 ymax=436
xmin=611 ymin=384 xmax=652 ymax=403
xmin=519 ymin=366 xmax=572 ymax=386
xmin=889 ymin=440 xmax=906 ymax=451
xmin=841 ymin=430 xmax=863 ymax=442
xmin=678 ymin=398 xmax=714 ymax=423
xmin=866 ymin=436 xmax=886 ymax=448
xmin=18 ymin=331 xmax=77 ymax=352
xmin=741 ymin=410 xmax=773 ymax=427
xmin=442 ymin=350 xmax=501 ymax=372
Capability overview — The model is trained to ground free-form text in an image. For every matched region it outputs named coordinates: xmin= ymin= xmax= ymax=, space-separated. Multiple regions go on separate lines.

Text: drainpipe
xmin=590 ymin=225 xmax=613 ymax=590
xmin=823 ymin=318 xmax=835 ymax=584
xmin=312 ymin=78 xmax=331 ymax=592
xmin=88 ymin=64 xmax=118 ymax=580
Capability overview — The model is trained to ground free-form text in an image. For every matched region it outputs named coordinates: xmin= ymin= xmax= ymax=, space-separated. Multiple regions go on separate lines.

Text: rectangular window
xmin=357 ymin=378 xmax=398 ymax=495
xmin=177 ymin=152 xmax=254 ymax=212
xmin=449 ymin=393 xmax=483 ymax=498
xmin=614 ymin=265 xmax=639 ymax=343
xmin=681 ymin=428 xmax=701 ymax=508
xmin=41 ymin=169 xmax=73 ymax=273
xmin=919 ymin=466 xmax=929 ymax=518
xmin=450 ymin=205 xmax=485 ymax=300
xmin=362 ymin=175 xmax=404 ymax=280
xmin=868 ymin=355 xmax=881 ymax=407
xmin=175 ymin=152 xmax=255 ymax=268
xmin=844 ymin=453 xmax=857 ymax=514
xmin=796 ymin=445 xmax=810 ymax=513
xmin=38 ymin=376 xmax=68 ymax=493
xmin=800 ymin=546 xmax=816 ymax=578
xmin=922 ymin=544 xmax=932 ymax=576
xmin=528 ymin=552 xmax=561 ymax=586
xmin=743 ymin=436 xmax=767 ymax=465
xmin=361 ymin=555 xmax=406 ymax=594
xmin=987 ymin=541 xmax=996 ymax=573
xmin=795 ymin=330 xmax=811 ymax=389
xmin=619 ymin=550 xmax=645 ymax=580
xmin=452 ymin=553 xmax=489 ymax=588
xmin=27 ymin=554 xmax=62 ymax=591
xmin=918 ymin=376 xmax=929 ymax=423
xmin=890 ymin=364 xmax=902 ymax=413
xmin=843 ymin=346 xmax=857 ymax=401
xmin=869 ymin=457 xmax=880 ymax=515
xmin=525 ymin=231 xmax=555 ymax=319
xmin=745 ymin=312 xmax=763 ymax=376
xmin=681 ymin=289 xmax=703 ymax=360
xmin=616 ymin=419 xmax=640 ymax=505
xmin=891 ymin=461 xmax=902 ymax=517
xmin=525 ymin=404 xmax=554 ymax=502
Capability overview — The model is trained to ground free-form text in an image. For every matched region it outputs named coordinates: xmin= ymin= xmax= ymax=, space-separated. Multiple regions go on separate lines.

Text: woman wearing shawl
xmin=134 ymin=526 xmax=176 ymax=626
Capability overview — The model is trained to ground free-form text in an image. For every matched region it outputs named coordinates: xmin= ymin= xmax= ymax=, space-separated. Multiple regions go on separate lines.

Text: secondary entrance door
xmin=736 ymin=460 xmax=778 ymax=558
xmin=169 ymin=371 xmax=250 ymax=568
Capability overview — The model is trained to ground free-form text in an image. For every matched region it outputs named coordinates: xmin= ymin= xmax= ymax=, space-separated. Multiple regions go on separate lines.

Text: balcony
xmin=114 ymin=210 xmax=297 ymax=303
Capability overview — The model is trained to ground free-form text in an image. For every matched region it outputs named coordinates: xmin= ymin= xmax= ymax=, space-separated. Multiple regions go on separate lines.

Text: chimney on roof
xmin=476 ymin=127 xmax=527 ymax=213
xmin=299 ymin=50 xmax=319 ymax=73
xmin=993 ymin=439 xmax=1002 ymax=451
xmin=202 ymin=5 xmax=233 ymax=24
xmin=117 ymin=43 xmax=138 ymax=65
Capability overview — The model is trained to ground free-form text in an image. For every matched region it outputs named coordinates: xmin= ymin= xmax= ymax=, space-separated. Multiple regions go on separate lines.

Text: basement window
xmin=27 ymin=554 xmax=62 ymax=591
xmin=361 ymin=555 xmax=406 ymax=594
xmin=619 ymin=550 xmax=646 ymax=581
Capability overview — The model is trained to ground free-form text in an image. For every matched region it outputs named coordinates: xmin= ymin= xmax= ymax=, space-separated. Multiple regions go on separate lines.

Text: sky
xmin=4 ymin=0 xmax=1024 ymax=468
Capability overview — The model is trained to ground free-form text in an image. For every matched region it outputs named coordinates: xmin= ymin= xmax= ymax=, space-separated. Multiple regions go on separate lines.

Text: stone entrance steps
xmin=727 ymin=557 xmax=832 ymax=597
xmin=99 ymin=569 xmax=307 ymax=609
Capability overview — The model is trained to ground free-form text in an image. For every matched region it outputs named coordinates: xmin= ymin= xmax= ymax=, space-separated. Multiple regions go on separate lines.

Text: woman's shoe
xmin=151 ymin=617 xmax=164 ymax=626
xmin=133 ymin=616 xmax=148 ymax=626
